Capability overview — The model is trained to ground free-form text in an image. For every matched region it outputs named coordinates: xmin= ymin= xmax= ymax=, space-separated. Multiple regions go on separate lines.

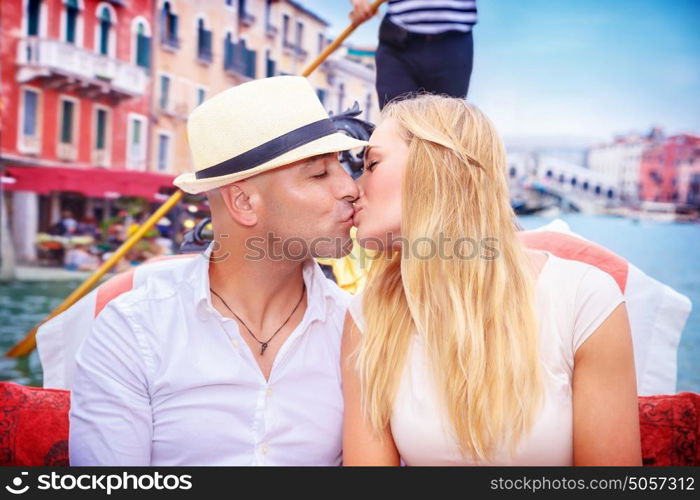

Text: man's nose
xmin=334 ymin=165 xmax=360 ymax=202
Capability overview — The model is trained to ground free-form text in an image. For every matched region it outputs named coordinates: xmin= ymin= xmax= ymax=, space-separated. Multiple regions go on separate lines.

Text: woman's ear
xmin=219 ymin=183 xmax=258 ymax=227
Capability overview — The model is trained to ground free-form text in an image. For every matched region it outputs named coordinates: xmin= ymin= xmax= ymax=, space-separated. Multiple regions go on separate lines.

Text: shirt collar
xmin=189 ymin=242 xmax=333 ymax=324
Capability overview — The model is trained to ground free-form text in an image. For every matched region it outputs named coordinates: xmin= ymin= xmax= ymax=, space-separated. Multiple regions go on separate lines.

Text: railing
xmin=265 ymin=24 xmax=278 ymax=38
xmin=240 ymin=12 xmax=255 ymax=27
xmin=161 ymin=34 xmax=180 ymax=51
xmin=16 ymin=37 xmax=148 ymax=97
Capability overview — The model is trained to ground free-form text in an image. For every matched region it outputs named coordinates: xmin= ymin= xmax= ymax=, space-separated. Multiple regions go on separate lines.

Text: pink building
xmin=0 ymin=0 xmax=174 ymax=262
xmin=639 ymin=134 xmax=700 ymax=203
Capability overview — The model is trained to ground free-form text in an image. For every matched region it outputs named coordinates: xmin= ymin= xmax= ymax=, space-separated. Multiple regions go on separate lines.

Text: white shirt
xmin=348 ymin=251 xmax=626 ymax=465
xmin=69 ymin=243 xmax=351 ymax=466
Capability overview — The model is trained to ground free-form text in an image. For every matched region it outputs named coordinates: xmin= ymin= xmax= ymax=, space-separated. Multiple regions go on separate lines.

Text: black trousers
xmin=375 ymin=16 xmax=474 ymax=109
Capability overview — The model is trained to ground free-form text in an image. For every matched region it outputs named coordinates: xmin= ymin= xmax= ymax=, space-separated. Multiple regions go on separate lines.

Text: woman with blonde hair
xmin=342 ymin=94 xmax=642 ymax=465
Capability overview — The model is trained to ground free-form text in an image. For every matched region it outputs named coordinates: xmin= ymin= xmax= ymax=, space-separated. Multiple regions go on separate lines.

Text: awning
xmin=2 ymin=166 xmax=177 ymax=202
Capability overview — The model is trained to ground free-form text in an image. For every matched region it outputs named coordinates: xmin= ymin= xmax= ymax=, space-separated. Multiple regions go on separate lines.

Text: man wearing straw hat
xmin=69 ymin=76 xmax=367 ymax=465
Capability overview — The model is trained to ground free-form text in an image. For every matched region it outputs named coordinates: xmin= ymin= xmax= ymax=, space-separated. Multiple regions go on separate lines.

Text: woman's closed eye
xmin=363 ymin=160 xmax=378 ymax=173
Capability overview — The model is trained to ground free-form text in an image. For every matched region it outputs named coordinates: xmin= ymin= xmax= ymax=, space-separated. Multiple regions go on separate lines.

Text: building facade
xmin=0 ymin=0 xmax=176 ymax=262
xmin=588 ymin=130 xmax=663 ymax=204
xmin=639 ymin=134 xmax=700 ymax=203
xmin=151 ymin=0 xmax=378 ymax=176
xmin=1 ymin=0 xmax=378 ymax=263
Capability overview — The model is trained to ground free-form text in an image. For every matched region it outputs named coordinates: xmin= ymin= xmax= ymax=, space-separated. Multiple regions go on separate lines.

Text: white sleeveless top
xmin=347 ymin=251 xmax=626 ymax=465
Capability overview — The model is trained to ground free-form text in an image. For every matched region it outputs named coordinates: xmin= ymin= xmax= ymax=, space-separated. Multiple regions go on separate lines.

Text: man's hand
xmin=349 ymin=0 xmax=376 ymax=25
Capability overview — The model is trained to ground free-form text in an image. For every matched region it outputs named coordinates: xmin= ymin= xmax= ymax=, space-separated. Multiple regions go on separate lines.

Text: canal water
xmin=0 ymin=214 xmax=698 ymax=393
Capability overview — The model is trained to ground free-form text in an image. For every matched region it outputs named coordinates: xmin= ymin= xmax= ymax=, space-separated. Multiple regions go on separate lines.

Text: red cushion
xmin=639 ymin=392 xmax=700 ymax=466
xmin=0 ymin=382 xmax=697 ymax=466
xmin=0 ymin=382 xmax=69 ymax=466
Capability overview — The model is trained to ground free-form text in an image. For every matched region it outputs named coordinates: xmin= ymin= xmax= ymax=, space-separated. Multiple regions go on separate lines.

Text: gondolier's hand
xmin=350 ymin=0 xmax=376 ymax=24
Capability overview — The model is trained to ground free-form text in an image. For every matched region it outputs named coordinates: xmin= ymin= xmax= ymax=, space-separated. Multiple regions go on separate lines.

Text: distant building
xmin=324 ymin=46 xmax=377 ymax=123
xmin=675 ymin=151 xmax=700 ymax=207
xmin=587 ymin=128 xmax=663 ymax=204
xmin=639 ymin=134 xmax=700 ymax=203
xmin=151 ymin=0 xmax=248 ymax=175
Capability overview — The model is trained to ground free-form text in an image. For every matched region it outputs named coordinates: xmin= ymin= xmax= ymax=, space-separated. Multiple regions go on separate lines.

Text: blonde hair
xmin=356 ymin=94 xmax=543 ymax=462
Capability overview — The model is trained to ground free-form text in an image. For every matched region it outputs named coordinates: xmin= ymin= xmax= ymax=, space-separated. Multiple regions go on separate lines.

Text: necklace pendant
xmin=260 ymin=342 xmax=268 ymax=355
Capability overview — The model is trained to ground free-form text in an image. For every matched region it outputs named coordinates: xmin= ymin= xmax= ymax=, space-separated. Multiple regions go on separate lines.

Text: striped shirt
xmin=387 ymin=0 xmax=477 ymax=35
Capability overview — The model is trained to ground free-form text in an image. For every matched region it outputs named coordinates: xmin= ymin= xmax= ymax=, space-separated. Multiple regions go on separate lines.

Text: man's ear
xmin=219 ymin=182 xmax=258 ymax=227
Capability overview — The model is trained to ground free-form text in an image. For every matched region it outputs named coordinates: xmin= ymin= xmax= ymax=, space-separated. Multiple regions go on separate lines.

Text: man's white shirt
xmin=69 ymin=243 xmax=351 ymax=465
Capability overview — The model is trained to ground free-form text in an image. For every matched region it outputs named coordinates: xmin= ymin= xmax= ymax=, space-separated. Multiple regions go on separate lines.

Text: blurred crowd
xmin=37 ymin=210 xmax=178 ymax=273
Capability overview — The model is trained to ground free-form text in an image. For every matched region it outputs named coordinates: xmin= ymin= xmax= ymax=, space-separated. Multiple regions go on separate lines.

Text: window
xmin=157 ymin=132 xmax=171 ymax=172
xmin=295 ymin=21 xmax=303 ymax=50
xmin=316 ymin=88 xmax=326 ymax=106
xmin=265 ymin=50 xmax=275 ymax=77
xmin=57 ymin=96 xmax=79 ymax=160
xmin=64 ymin=0 xmax=81 ymax=44
xmin=365 ymin=93 xmax=372 ymax=122
xmin=60 ymin=99 xmax=75 ymax=144
xmin=197 ymin=17 xmax=213 ymax=62
xmin=318 ymin=33 xmax=324 ymax=54
xmin=159 ymin=74 xmax=171 ymax=110
xmin=95 ymin=108 xmax=108 ymax=150
xmin=265 ymin=0 xmax=272 ymax=27
xmin=96 ymin=5 xmax=114 ymax=56
xmin=282 ymin=14 xmax=290 ymax=46
xmin=92 ymin=105 xmax=110 ymax=166
xmin=224 ymin=35 xmax=255 ymax=78
xmin=27 ymin=0 xmax=42 ymax=36
xmin=127 ymin=114 xmax=147 ymax=169
xmin=243 ymin=41 xmax=257 ymax=78
xmin=133 ymin=18 xmax=151 ymax=69
xmin=19 ymin=87 xmax=41 ymax=154
xmin=22 ymin=89 xmax=39 ymax=138
xmin=337 ymin=83 xmax=345 ymax=114
xmin=238 ymin=0 xmax=254 ymax=25
xmin=161 ymin=1 xmax=179 ymax=49
xmin=196 ymin=88 xmax=206 ymax=106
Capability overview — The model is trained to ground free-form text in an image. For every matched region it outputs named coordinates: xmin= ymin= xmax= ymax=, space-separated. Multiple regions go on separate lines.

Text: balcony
xmin=240 ymin=12 xmax=255 ymax=27
xmin=92 ymin=149 xmax=110 ymax=167
xmin=161 ymin=34 xmax=180 ymax=52
xmin=266 ymin=24 xmax=278 ymax=39
xmin=295 ymin=47 xmax=308 ymax=60
xmin=197 ymin=49 xmax=213 ymax=65
xmin=283 ymin=39 xmax=295 ymax=55
xmin=16 ymin=37 xmax=148 ymax=100
xmin=57 ymin=143 xmax=77 ymax=162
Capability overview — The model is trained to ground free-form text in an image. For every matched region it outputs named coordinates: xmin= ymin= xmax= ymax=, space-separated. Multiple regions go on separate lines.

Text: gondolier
xmin=350 ymin=0 xmax=477 ymax=108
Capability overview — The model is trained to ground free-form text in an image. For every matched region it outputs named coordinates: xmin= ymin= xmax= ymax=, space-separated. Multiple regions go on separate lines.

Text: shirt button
xmin=260 ymin=444 xmax=268 ymax=455
xmin=231 ymin=339 xmax=239 ymax=349
xmin=266 ymin=387 xmax=273 ymax=397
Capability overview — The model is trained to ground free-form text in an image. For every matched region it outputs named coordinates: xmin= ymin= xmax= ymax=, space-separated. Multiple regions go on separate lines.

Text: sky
xmin=302 ymin=0 xmax=700 ymax=142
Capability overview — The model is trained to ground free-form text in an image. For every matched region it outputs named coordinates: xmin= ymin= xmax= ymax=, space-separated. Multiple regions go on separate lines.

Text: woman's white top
xmin=347 ymin=251 xmax=626 ymax=465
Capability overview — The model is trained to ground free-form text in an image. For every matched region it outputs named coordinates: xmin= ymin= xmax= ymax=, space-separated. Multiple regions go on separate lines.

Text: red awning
xmin=2 ymin=166 xmax=177 ymax=202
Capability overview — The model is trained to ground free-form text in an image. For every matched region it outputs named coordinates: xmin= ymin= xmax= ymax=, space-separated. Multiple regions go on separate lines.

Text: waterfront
xmin=0 ymin=213 xmax=698 ymax=393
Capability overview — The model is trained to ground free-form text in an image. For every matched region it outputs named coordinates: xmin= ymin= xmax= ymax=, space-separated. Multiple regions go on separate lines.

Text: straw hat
xmin=173 ymin=76 xmax=368 ymax=194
